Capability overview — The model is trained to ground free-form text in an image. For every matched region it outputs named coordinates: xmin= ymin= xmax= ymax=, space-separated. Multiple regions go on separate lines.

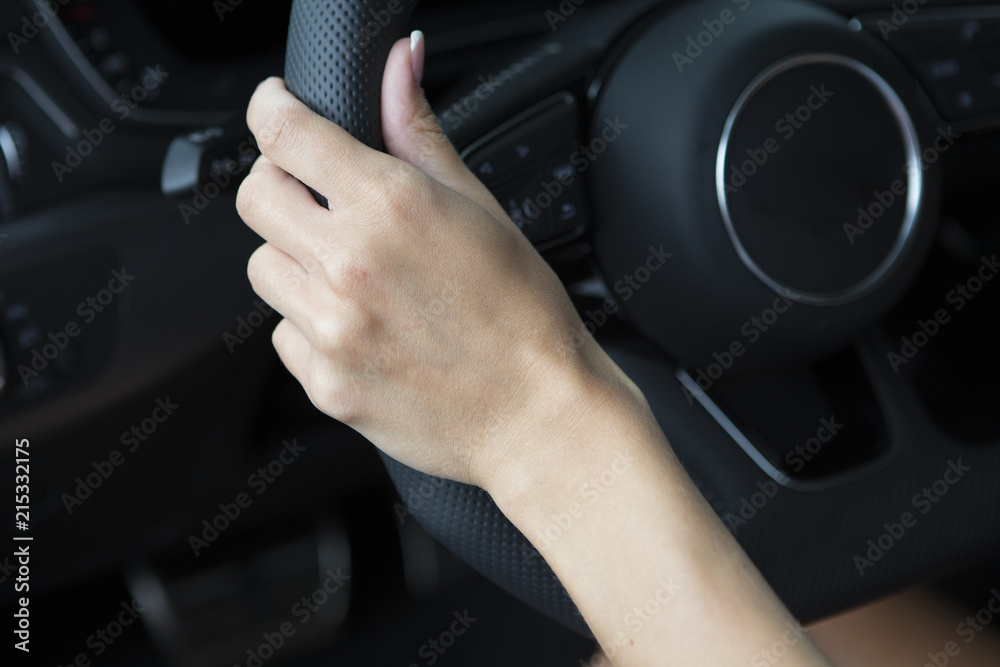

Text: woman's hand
xmin=239 ymin=34 xmax=836 ymax=667
xmin=238 ymin=36 xmax=628 ymax=488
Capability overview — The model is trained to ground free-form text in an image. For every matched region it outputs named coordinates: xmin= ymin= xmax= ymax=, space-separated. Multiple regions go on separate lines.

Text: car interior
xmin=1 ymin=0 xmax=999 ymax=665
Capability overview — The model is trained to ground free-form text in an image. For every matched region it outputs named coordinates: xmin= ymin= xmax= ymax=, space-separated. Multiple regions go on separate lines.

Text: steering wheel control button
xmin=865 ymin=15 xmax=1000 ymax=121
xmin=462 ymin=92 xmax=588 ymax=246
xmin=718 ymin=55 xmax=920 ymax=304
xmin=494 ymin=173 xmax=552 ymax=243
xmin=463 ymin=92 xmax=578 ymax=183
xmin=475 ymin=160 xmax=496 ymax=179
xmin=548 ymin=159 xmax=576 ymax=184
xmin=543 ymin=154 xmax=588 ymax=237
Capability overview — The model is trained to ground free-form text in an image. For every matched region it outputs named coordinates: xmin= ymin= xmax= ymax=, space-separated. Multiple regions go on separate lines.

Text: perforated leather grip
xmin=285 ymin=0 xmax=418 ymax=151
xmin=283 ymin=0 xmax=591 ymax=636
xmin=379 ymin=454 xmax=590 ymax=635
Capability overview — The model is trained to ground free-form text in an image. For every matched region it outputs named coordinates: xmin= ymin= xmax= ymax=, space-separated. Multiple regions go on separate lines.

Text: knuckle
xmin=257 ymin=102 xmax=301 ymax=155
xmin=316 ymin=379 xmax=364 ymax=424
xmin=236 ymin=172 xmax=262 ymax=219
xmin=415 ymin=117 xmax=455 ymax=159
xmin=246 ymin=246 xmax=268 ymax=286
xmin=270 ymin=318 xmax=287 ymax=349
xmin=362 ymin=167 xmax=423 ymax=223
xmin=312 ymin=315 xmax=352 ymax=357
xmin=323 ymin=254 xmax=372 ymax=296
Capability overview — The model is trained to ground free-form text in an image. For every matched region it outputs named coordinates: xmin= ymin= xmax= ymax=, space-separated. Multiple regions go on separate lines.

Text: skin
xmin=809 ymin=588 xmax=1000 ymax=667
xmin=238 ymin=34 xmax=832 ymax=666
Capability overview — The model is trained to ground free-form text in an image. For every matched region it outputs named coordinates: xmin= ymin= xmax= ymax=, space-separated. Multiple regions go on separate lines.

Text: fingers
xmin=246 ymin=242 xmax=314 ymax=317
xmin=380 ymin=34 xmax=508 ymax=221
xmin=247 ymin=77 xmax=390 ymax=207
xmin=238 ymin=156 xmax=339 ymax=262
xmin=247 ymin=241 xmax=352 ymax=351
xmin=247 ymin=49 xmax=509 ymax=230
xmin=271 ymin=307 xmax=365 ymax=425
xmin=271 ymin=317 xmax=310 ymax=373
xmin=271 ymin=318 xmax=319 ymax=396
xmin=247 ymin=242 xmax=368 ymax=370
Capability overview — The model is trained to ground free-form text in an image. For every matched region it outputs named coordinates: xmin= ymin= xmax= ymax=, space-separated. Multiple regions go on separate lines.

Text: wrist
xmin=477 ymin=345 xmax=663 ymax=530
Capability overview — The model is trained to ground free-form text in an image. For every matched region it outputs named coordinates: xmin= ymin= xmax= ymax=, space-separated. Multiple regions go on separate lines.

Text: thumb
xmin=381 ymin=32 xmax=506 ymax=219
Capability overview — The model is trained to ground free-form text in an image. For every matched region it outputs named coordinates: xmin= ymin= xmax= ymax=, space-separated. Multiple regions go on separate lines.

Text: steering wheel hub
xmin=589 ymin=0 xmax=940 ymax=369
xmin=718 ymin=53 xmax=920 ymax=305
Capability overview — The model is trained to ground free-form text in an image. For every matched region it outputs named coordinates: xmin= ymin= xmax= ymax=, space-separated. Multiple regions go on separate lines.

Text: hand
xmin=238 ymin=35 xmax=628 ymax=488
xmin=238 ymin=35 xmax=837 ymax=667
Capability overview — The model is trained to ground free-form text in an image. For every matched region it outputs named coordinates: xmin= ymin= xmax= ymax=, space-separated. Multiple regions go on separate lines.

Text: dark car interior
xmin=1 ymin=0 xmax=999 ymax=664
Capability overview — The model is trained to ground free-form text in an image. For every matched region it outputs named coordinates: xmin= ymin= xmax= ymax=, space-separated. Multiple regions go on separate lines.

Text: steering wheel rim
xmin=281 ymin=0 xmax=1000 ymax=639
xmin=283 ymin=0 xmax=592 ymax=635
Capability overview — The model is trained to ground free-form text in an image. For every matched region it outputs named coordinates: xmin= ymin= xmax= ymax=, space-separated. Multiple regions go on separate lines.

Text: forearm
xmin=240 ymin=44 xmax=831 ymax=666
xmin=486 ymin=363 xmax=832 ymax=666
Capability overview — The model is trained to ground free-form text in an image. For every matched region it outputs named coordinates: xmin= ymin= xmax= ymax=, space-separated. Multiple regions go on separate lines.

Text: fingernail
xmin=410 ymin=30 xmax=425 ymax=85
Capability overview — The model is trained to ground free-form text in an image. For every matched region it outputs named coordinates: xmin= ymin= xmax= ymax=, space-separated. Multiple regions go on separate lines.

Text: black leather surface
xmin=283 ymin=0 xmax=593 ymax=637
xmin=285 ymin=0 xmax=416 ymax=150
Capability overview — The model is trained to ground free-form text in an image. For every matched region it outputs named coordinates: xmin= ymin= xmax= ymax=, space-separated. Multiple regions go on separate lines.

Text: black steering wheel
xmin=284 ymin=0 xmax=589 ymax=633
xmin=281 ymin=0 xmax=1000 ymax=637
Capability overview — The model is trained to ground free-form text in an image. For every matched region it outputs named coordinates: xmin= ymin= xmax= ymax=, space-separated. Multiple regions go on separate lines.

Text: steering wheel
xmin=282 ymin=0 xmax=998 ymax=637
xmin=284 ymin=0 xmax=590 ymax=633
